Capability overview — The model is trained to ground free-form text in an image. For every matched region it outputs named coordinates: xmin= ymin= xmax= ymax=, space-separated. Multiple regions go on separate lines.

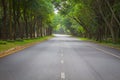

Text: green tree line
xmin=55 ymin=0 xmax=120 ymax=43
xmin=0 ymin=0 xmax=54 ymax=40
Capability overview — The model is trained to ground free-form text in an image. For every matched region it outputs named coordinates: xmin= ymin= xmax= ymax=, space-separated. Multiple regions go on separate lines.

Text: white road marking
xmin=61 ymin=60 xmax=64 ymax=64
xmin=61 ymin=72 xmax=65 ymax=79
xmin=92 ymin=47 xmax=120 ymax=59
xmin=61 ymin=54 xmax=63 ymax=57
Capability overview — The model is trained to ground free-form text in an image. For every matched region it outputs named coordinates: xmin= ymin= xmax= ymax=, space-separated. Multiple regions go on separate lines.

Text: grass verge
xmin=79 ymin=37 xmax=120 ymax=50
xmin=0 ymin=36 xmax=53 ymax=57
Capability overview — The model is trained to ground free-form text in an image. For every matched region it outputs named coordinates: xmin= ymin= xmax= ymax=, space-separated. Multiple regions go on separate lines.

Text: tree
xmin=0 ymin=0 xmax=54 ymax=40
xmin=54 ymin=0 xmax=120 ymax=43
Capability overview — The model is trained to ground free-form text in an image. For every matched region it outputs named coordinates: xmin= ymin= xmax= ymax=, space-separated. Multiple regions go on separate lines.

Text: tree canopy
xmin=0 ymin=0 xmax=54 ymax=40
xmin=54 ymin=0 xmax=120 ymax=43
xmin=0 ymin=0 xmax=120 ymax=43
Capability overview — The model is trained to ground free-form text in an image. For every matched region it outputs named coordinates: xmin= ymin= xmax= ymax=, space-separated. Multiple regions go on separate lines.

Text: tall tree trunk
xmin=23 ymin=9 xmax=28 ymax=38
xmin=1 ymin=0 xmax=7 ymax=40
xmin=16 ymin=0 xmax=22 ymax=39
xmin=9 ymin=0 xmax=13 ymax=40
xmin=96 ymin=0 xmax=116 ymax=43
xmin=40 ymin=19 xmax=43 ymax=37
xmin=104 ymin=0 xmax=120 ymax=27
xmin=13 ymin=0 xmax=17 ymax=40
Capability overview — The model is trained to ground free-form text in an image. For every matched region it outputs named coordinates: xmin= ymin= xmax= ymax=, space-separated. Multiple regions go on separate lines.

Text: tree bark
xmin=1 ymin=0 xmax=7 ymax=40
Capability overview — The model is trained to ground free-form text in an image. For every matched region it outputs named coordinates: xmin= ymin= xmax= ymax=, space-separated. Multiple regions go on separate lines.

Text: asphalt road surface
xmin=0 ymin=34 xmax=120 ymax=80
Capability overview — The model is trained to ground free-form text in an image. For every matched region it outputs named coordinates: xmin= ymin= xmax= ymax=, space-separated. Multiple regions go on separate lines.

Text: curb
xmin=0 ymin=38 xmax=49 ymax=58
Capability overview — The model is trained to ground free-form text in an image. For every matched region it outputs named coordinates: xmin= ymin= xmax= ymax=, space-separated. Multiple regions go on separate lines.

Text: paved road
xmin=0 ymin=34 xmax=120 ymax=80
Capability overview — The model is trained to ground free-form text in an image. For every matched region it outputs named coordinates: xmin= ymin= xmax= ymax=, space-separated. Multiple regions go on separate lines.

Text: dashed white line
xmin=61 ymin=72 xmax=65 ymax=79
xmin=61 ymin=54 xmax=64 ymax=57
xmin=61 ymin=60 xmax=64 ymax=64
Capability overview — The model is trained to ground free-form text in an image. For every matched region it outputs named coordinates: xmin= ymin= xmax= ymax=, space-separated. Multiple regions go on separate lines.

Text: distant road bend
xmin=0 ymin=34 xmax=120 ymax=80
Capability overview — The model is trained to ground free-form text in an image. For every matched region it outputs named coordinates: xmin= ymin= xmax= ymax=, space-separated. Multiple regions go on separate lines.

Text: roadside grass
xmin=0 ymin=36 xmax=53 ymax=52
xmin=79 ymin=37 xmax=120 ymax=50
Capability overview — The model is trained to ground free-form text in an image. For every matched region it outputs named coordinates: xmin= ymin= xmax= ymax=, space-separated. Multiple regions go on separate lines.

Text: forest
xmin=54 ymin=0 xmax=120 ymax=43
xmin=0 ymin=0 xmax=54 ymax=40
xmin=0 ymin=0 xmax=120 ymax=44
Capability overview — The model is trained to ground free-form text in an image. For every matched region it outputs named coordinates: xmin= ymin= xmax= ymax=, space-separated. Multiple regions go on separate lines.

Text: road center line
xmin=61 ymin=60 xmax=64 ymax=64
xmin=61 ymin=54 xmax=63 ymax=57
xmin=61 ymin=72 xmax=65 ymax=79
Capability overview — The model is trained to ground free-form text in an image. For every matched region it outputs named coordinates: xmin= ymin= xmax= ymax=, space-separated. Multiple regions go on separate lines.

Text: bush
xmin=0 ymin=40 xmax=7 ymax=44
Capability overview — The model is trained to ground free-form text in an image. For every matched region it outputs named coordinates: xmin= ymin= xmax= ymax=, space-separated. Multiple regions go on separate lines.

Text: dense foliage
xmin=55 ymin=0 xmax=120 ymax=43
xmin=0 ymin=0 xmax=54 ymax=40
xmin=0 ymin=0 xmax=120 ymax=43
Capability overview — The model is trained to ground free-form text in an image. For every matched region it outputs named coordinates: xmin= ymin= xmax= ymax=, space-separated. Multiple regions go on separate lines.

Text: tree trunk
xmin=13 ymin=0 xmax=17 ymax=40
xmin=1 ymin=0 xmax=7 ymax=40
xmin=9 ymin=0 xmax=13 ymax=40
xmin=96 ymin=0 xmax=117 ymax=43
